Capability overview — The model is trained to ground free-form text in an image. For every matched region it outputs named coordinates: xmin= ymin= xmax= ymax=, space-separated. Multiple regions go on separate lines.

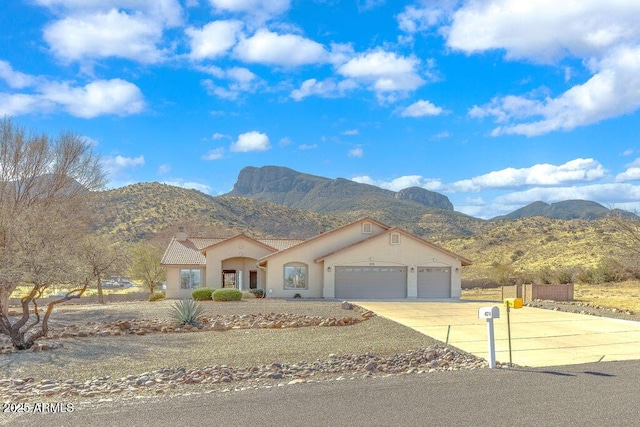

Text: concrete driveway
xmin=354 ymin=300 xmax=640 ymax=367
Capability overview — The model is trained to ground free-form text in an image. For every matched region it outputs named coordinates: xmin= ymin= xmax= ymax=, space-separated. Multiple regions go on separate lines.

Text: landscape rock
xmin=0 ymin=344 xmax=488 ymax=402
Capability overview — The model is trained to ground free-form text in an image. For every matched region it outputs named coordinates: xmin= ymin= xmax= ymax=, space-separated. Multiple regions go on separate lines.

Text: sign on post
xmin=503 ymin=298 xmax=523 ymax=366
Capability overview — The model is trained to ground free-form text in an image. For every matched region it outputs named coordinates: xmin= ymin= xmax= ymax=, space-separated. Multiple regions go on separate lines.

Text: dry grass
xmin=574 ymin=280 xmax=640 ymax=313
xmin=461 ymin=281 xmax=640 ymax=313
xmin=0 ymin=300 xmax=436 ymax=382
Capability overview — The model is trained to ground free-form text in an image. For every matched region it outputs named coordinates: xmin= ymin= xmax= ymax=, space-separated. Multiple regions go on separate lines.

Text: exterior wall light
xmin=327 ymin=266 xmax=331 ymax=272
xmin=410 ymin=267 xmax=415 ymax=273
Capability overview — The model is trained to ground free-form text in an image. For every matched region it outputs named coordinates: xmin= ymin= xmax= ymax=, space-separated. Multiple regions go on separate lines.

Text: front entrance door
xmin=249 ymin=271 xmax=257 ymax=289
xmin=222 ymin=270 xmax=236 ymax=288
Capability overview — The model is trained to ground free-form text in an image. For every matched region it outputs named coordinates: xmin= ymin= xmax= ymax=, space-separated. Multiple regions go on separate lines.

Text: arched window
xmin=284 ymin=262 xmax=308 ymax=290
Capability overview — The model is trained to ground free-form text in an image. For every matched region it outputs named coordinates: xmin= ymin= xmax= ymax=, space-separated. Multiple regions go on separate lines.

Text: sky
xmin=1 ymin=0 xmax=640 ymax=219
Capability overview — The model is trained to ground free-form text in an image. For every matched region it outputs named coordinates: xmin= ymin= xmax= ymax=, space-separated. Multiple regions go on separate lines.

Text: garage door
xmin=417 ymin=267 xmax=451 ymax=298
xmin=335 ymin=266 xmax=407 ymax=299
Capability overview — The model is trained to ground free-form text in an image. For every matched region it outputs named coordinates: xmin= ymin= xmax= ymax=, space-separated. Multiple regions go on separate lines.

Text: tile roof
xmin=161 ymin=238 xmax=208 ymax=265
xmin=161 ymin=236 xmax=306 ymax=265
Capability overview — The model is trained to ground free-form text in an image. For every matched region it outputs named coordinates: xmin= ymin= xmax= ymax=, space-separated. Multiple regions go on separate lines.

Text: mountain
xmin=225 ymin=165 xmax=482 ymax=237
xmin=90 ymin=168 xmax=636 ymax=283
xmin=92 ymin=182 xmax=346 ymax=244
xmin=229 ymin=165 xmax=454 ymax=211
xmin=494 ymin=200 xmax=618 ymax=221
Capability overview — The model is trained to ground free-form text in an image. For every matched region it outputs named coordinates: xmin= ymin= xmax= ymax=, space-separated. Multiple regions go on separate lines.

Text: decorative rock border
xmin=0 ymin=311 xmax=375 ymax=354
xmin=0 ymin=345 xmax=488 ymax=401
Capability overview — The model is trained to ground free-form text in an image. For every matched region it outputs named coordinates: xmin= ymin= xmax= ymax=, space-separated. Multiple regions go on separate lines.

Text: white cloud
xmin=616 ymin=158 xmax=640 ymax=182
xmin=352 ymin=175 xmax=445 ymax=192
xmin=0 ymin=93 xmax=49 ymax=117
xmin=186 ymin=20 xmax=244 ymax=60
xmin=201 ymin=66 xmax=261 ymax=100
xmin=0 ymin=62 xmax=145 ymax=118
xmin=230 ymin=131 xmax=271 ymax=152
xmin=40 ymin=79 xmax=145 ymax=118
xmin=202 ymin=147 xmax=225 ymax=160
xmin=495 ymin=183 xmax=640 ymax=206
xmin=208 ymin=0 xmax=290 ymax=22
xmin=102 ymin=155 xmax=145 ymax=177
xmin=472 ymin=46 xmax=640 ymax=136
xmin=234 ymin=29 xmax=328 ymax=66
xmin=290 ymin=78 xmax=357 ymax=101
xmin=279 ymin=137 xmax=293 ymax=146
xmin=0 ymin=60 xmax=37 ymax=88
xmin=437 ymin=1 xmax=640 ymax=136
xmin=433 ymin=131 xmax=450 ymax=139
xmin=298 ymin=144 xmax=317 ymax=150
xmin=342 ymin=129 xmax=359 ymax=135
xmin=337 ymin=49 xmax=424 ymax=101
xmin=43 ymin=9 xmax=168 ymax=63
xmin=212 ymin=133 xmax=229 ymax=140
xmin=401 ymin=99 xmax=444 ymax=117
xmin=34 ymin=0 xmax=183 ymax=26
xmin=158 ymin=164 xmax=171 ymax=175
xmin=397 ymin=2 xmax=454 ymax=34
xmin=162 ymin=179 xmax=213 ymax=194
xmin=348 ymin=147 xmax=364 ymax=158
xmin=447 ymin=0 xmax=640 ymax=63
xmin=451 ymin=159 xmax=607 ymax=192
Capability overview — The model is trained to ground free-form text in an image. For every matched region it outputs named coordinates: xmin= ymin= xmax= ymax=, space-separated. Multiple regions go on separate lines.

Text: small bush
xmin=242 ymin=291 xmax=256 ymax=299
xmin=249 ymin=289 xmax=264 ymax=298
xmin=170 ymin=299 xmax=204 ymax=326
xmin=149 ymin=291 xmax=165 ymax=302
xmin=192 ymin=288 xmax=213 ymax=300
xmin=554 ymin=267 xmax=575 ymax=285
xmin=213 ymin=288 xmax=243 ymax=301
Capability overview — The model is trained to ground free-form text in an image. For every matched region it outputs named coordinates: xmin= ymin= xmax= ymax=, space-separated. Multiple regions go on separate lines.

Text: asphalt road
xmin=4 ymin=360 xmax=639 ymax=427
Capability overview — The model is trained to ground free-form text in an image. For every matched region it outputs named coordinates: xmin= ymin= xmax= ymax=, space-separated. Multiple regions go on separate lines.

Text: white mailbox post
xmin=478 ymin=306 xmax=500 ymax=369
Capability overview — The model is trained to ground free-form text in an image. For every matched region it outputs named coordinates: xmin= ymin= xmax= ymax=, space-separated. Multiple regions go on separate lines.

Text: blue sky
xmin=2 ymin=0 xmax=640 ymax=219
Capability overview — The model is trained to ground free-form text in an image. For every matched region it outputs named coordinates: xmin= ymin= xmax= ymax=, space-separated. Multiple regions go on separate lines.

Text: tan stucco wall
xmin=165 ymin=265 xmax=206 ymax=299
xmin=263 ymin=221 xmax=388 ymax=298
xmin=205 ymin=237 xmax=275 ymax=288
xmin=321 ymin=232 xmax=463 ymax=298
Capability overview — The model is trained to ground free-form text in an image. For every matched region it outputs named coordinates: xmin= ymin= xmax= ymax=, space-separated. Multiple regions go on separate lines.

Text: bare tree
xmin=128 ymin=242 xmax=166 ymax=294
xmin=81 ymin=235 xmax=126 ymax=304
xmin=609 ymin=211 xmax=640 ymax=275
xmin=0 ymin=117 xmax=105 ymax=349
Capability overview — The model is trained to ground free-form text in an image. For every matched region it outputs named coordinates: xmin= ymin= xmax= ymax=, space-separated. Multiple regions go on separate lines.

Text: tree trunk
xmin=0 ymin=293 xmax=9 ymax=317
xmin=96 ymin=275 xmax=104 ymax=304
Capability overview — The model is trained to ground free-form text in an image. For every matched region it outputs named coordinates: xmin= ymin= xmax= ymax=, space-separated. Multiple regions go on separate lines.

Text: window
xmin=284 ymin=263 xmax=308 ymax=290
xmin=390 ymin=233 xmax=400 ymax=245
xmin=180 ymin=269 xmax=202 ymax=289
xmin=362 ymin=222 xmax=372 ymax=234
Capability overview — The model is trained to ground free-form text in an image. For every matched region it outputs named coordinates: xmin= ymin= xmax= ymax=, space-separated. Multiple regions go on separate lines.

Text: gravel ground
xmin=526 ymin=300 xmax=639 ymax=322
xmin=1 ymin=299 xmax=452 ymax=402
xmin=11 ymin=297 xmax=633 ymax=403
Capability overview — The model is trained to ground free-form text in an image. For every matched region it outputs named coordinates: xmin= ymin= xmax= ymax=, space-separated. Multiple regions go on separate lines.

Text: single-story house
xmin=160 ymin=217 xmax=472 ymax=299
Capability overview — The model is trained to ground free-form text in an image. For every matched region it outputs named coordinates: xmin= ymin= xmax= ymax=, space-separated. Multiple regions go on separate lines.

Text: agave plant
xmin=169 ymin=299 xmax=205 ymax=326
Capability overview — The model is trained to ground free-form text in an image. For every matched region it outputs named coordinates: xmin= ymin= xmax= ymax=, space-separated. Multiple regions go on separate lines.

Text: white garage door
xmin=335 ymin=266 xmax=407 ymax=299
xmin=417 ymin=267 xmax=451 ymax=298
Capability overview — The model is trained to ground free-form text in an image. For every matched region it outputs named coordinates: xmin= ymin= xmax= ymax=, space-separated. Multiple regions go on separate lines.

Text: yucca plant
xmin=169 ymin=299 xmax=205 ymax=326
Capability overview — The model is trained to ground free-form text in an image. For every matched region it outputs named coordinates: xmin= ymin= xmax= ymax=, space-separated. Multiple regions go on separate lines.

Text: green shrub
xmin=149 ymin=291 xmax=165 ymax=302
xmin=169 ymin=299 xmax=204 ymax=326
xmin=249 ymin=289 xmax=264 ymax=298
xmin=213 ymin=288 xmax=243 ymax=301
xmin=192 ymin=288 xmax=213 ymax=300
xmin=554 ymin=267 xmax=575 ymax=285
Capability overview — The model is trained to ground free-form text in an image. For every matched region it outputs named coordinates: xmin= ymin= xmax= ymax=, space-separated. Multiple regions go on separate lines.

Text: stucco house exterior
xmin=160 ymin=217 xmax=471 ymax=299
